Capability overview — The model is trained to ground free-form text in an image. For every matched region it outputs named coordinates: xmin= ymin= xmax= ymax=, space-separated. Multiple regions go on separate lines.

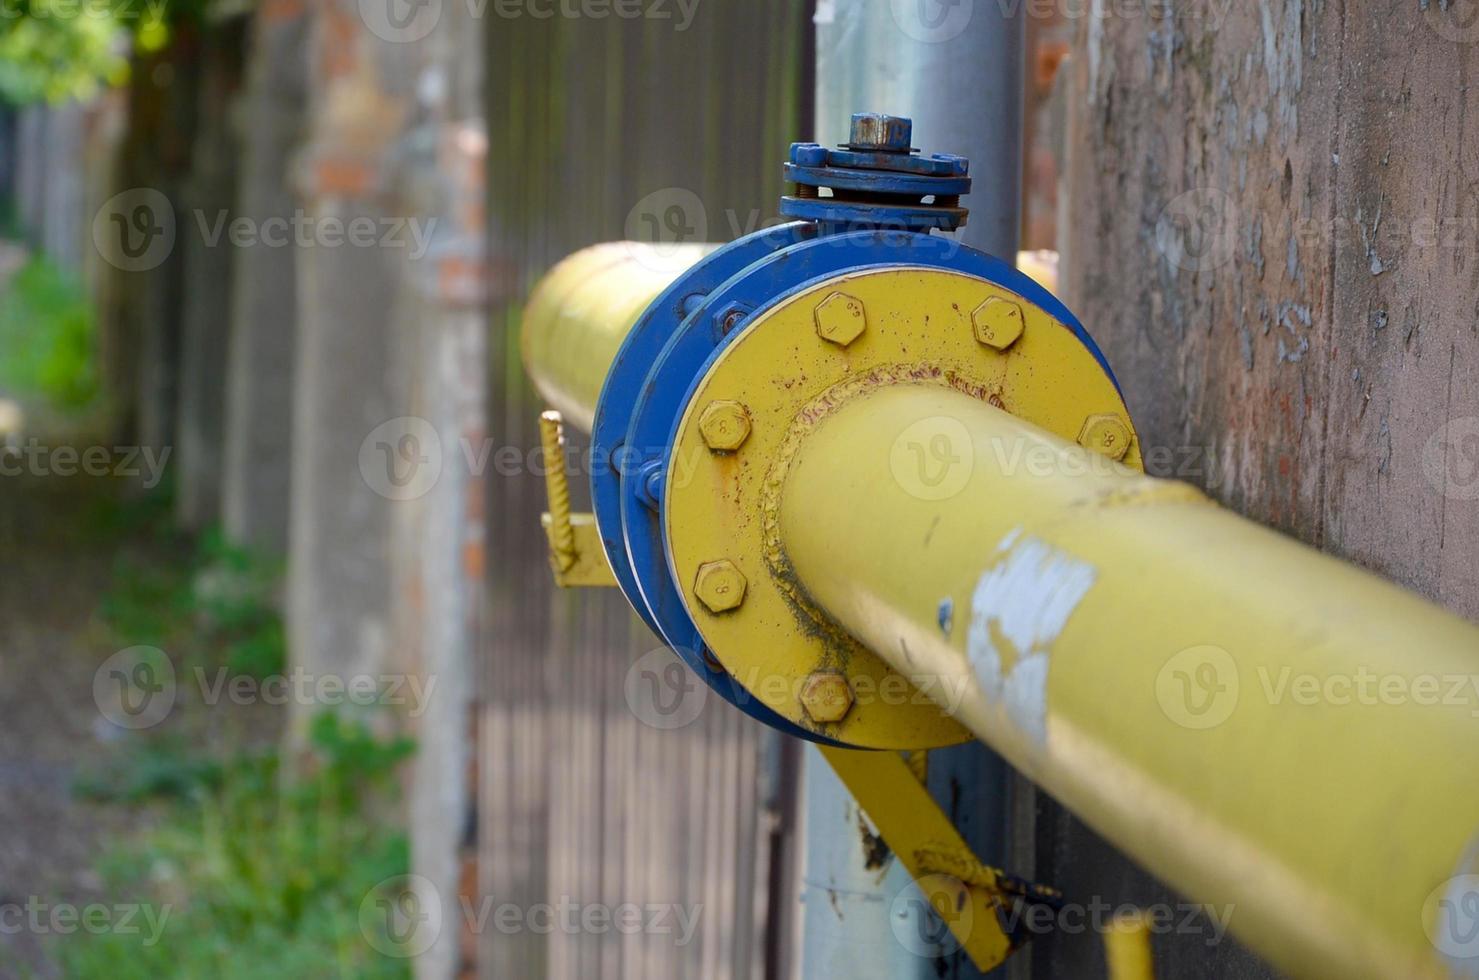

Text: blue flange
xmin=585 ymin=115 xmax=1121 ymax=741
xmin=605 ymin=228 xmax=1118 ymax=743
xmin=590 ymin=224 xmax=814 ymax=637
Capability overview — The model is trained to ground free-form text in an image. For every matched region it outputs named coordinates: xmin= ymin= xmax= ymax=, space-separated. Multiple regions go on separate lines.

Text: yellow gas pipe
xmin=521 ymin=242 xmax=1479 ymax=979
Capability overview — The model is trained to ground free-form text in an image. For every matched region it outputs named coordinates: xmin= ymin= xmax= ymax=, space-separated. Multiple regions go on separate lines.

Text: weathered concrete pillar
xmin=220 ymin=0 xmax=310 ymax=553
xmin=392 ymin=118 xmax=486 ymax=980
xmin=287 ymin=7 xmax=485 ymax=975
xmin=176 ymin=20 xmax=248 ymax=530
xmin=104 ymin=42 xmax=200 ymax=455
xmin=997 ymin=6 xmax=1479 ymax=977
xmin=286 ymin=0 xmax=436 ymax=715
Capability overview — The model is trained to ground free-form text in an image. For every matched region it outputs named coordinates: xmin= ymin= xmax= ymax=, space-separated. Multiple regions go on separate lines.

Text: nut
xmin=815 ymin=292 xmax=867 ymax=347
xmin=971 ymin=297 xmax=1025 ymax=350
xmin=1077 ymin=414 xmax=1133 ymax=461
xmin=848 ymin=112 xmax=913 ymax=152
xmin=694 ymin=560 xmax=747 ymax=613
xmin=800 ymin=672 xmax=854 ymax=723
xmin=698 ymin=401 xmax=752 ymax=452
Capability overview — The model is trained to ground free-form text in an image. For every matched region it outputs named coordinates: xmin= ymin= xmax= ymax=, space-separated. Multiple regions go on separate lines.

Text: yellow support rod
xmin=777 ymin=383 xmax=1479 ymax=980
xmin=521 ymin=242 xmax=714 ymax=432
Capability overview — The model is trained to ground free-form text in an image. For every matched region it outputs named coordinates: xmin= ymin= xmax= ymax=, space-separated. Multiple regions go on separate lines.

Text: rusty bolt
xmin=971 ymin=297 xmax=1025 ymax=350
xmin=848 ymin=112 xmax=912 ymax=152
xmin=815 ymin=292 xmax=867 ymax=347
xmin=1078 ymin=414 xmax=1134 ymax=462
xmin=694 ymin=559 xmax=747 ymax=614
xmin=698 ymin=400 xmax=752 ymax=452
xmin=800 ymin=671 xmax=854 ymax=724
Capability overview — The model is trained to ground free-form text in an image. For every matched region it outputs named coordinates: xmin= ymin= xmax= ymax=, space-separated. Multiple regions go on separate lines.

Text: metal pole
xmin=804 ymin=3 xmax=1024 ymax=977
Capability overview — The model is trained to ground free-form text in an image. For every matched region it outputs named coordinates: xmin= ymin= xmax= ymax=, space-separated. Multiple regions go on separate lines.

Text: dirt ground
xmin=0 ymin=475 xmax=158 ymax=975
xmin=0 ymin=467 xmax=286 ymax=978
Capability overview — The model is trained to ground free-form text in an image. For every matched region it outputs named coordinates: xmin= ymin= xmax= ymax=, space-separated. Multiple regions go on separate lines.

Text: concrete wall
xmin=999 ymin=4 xmax=1479 ymax=977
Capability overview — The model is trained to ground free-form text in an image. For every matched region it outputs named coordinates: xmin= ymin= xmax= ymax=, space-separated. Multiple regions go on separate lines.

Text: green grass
xmin=57 ymin=714 xmax=416 ymax=979
xmin=98 ymin=523 xmax=287 ymax=682
xmin=0 ymin=254 xmax=99 ymax=411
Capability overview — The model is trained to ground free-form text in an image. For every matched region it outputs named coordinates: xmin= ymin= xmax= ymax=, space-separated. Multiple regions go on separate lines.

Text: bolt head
xmin=800 ymin=672 xmax=854 ymax=724
xmin=848 ymin=112 xmax=913 ymax=152
xmin=698 ymin=400 xmax=752 ymax=452
xmin=971 ymin=297 xmax=1025 ymax=350
xmin=1077 ymin=414 xmax=1134 ymax=461
xmin=815 ymin=292 xmax=867 ymax=347
xmin=790 ymin=142 xmax=830 ymax=168
xmin=694 ymin=560 xmax=747 ymax=614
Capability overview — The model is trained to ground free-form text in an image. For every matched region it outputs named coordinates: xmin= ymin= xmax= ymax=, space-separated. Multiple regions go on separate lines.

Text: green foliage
xmin=58 ymin=714 xmax=416 ymax=979
xmin=0 ymin=254 xmax=99 ymax=411
xmin=73 ymin=736 xmax=225 ymax=802
xmin=0 ymin=5 xmax=130 ymax=104
xmin=99 ymin=523 xmax=287 ymax=681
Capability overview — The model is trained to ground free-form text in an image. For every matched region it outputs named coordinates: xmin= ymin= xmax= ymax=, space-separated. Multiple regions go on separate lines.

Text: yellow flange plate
xmin=665 ymin=267 xmax=1141 ymax=749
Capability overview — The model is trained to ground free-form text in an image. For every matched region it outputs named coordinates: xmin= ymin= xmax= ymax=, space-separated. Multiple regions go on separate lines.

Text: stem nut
xmin=971 ymin=297 xmax=1025 ymax=350
xmin=814 ymin=292 xmax=867 ymax=347
xmin=694 ymin=559 xmax=747 ymax=613
xmin=800 ymin=671 xmax=854 ymax=724
xmin=698 ymin=401 xmax=752 ymax=452
xmin=1077 ymin=414 xmax=1133 ymax=461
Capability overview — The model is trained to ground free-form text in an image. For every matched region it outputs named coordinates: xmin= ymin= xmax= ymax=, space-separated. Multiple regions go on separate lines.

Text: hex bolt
xmin=972 ymin=297 xmax=1025 ymax=351
xmin=814 ymin=292 xmax=867 ymax=347
xmin=1078 ymin=414 xmax=1134 ymax=462
xmin=694 ymin=559 xmax=748 ymax=614
xmin=800 ymin=671 xmax=854 ymax=724
xmin=848 ymin=112 xmax=913 ymax=152
xmin=698 ymin=400 xmax=752 ymax=452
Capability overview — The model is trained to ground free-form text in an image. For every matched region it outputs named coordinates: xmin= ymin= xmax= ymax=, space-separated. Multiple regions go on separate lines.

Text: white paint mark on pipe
xmin=967 ymin=532 xmax=1097 ymax=744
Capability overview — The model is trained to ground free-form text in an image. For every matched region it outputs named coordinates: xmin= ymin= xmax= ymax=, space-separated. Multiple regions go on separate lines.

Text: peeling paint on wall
xmin=967 ymin=531 xmax=1098 ymax=745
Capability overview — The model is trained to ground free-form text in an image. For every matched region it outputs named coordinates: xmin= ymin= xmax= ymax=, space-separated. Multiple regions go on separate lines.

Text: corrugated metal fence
xmin=479 ymin=5 xmax=809 ymax=977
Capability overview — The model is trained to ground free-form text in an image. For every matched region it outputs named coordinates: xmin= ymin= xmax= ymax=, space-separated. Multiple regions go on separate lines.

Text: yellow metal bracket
xmin=820 ymin=746 xmax=1063 ymax=971
xmin=538 ymin=410 xmax=617 ymax=588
